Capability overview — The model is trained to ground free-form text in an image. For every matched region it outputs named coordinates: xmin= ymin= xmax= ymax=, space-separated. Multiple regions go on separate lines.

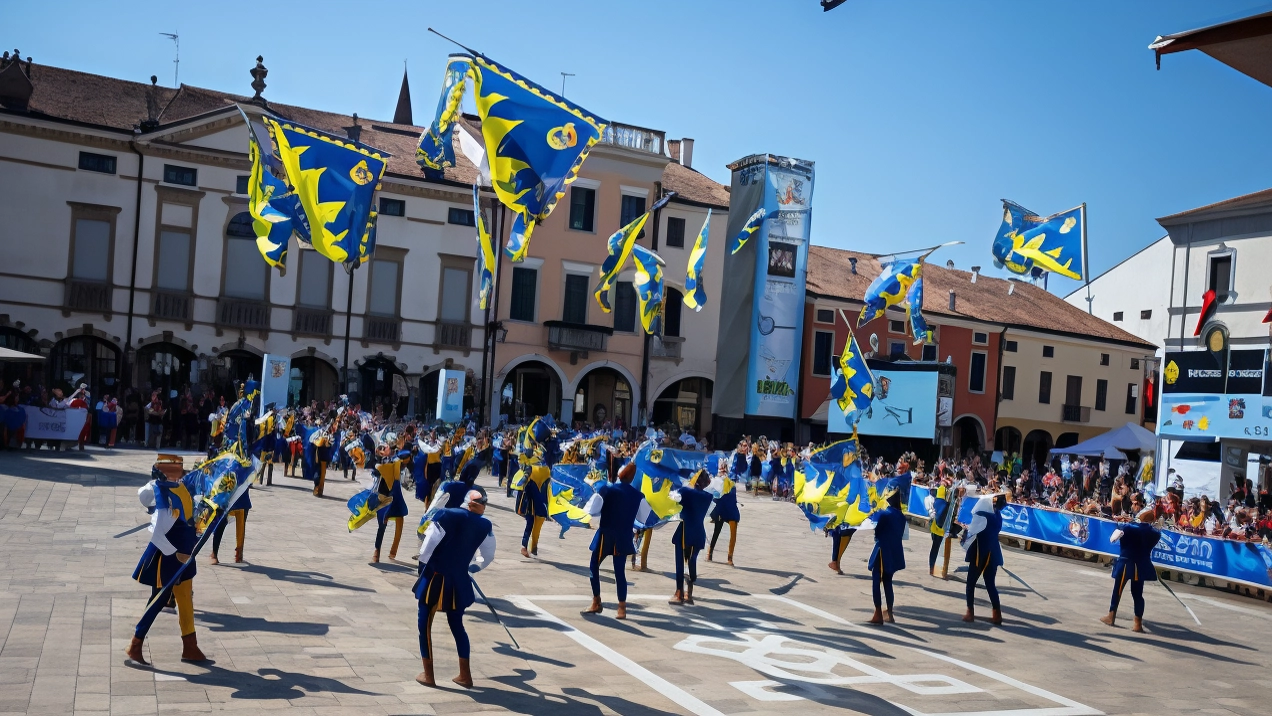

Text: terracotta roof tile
xmin=807 ymin=245 xmax=1155 ymax=348
xmin=662 ymin=161 xmax=730 ymax=209
xmin=23 ymin=64 xmax=176 ymax=130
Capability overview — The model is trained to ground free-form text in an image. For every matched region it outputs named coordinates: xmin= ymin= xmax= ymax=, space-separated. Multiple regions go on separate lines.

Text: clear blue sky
xmin=11 ymin=0 xmax=1272 ymax=296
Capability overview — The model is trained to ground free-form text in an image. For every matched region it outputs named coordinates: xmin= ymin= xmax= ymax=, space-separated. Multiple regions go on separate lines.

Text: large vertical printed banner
xmin=746 ymin=156 xmax=814 ymax=417
xmin=259 ymin=354 xmax=291 ymax=414
xmin=436 ymin=369 xmax=465 ymax=424
xmin=714 ymin=154 xmax=815 ymax=419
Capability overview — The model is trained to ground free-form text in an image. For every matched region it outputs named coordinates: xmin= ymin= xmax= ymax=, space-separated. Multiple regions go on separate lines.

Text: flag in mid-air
xmin=416 ymin=52 xmax=607 ymax=263
xmin=593 ymin=193 xmax=674 ymax=313
xmin=683 ymin=209 xmax=711 ymax=311
xmin=472 ymin=184 xmax=496 ymax=310
xmin=993 ymin=200 xmax=1084 ymax=280
xmin=828 ymin=327 xmax=875 ymax=417
xmin=631 ymin=244 xmax=666 ymax=335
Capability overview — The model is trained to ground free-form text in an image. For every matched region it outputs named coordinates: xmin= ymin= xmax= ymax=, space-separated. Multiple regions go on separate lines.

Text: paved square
xmin=1 ymin=448 xmax=1269 ymax=715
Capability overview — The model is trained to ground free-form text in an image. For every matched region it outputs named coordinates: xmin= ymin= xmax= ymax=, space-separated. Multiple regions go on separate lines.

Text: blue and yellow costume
xmin=414 ymin=503 xmax=495 ymax=685
xmin=212 ymin=382 xmax=257 ymax=563
xmin=962 ymin=494 xmax=1005 ymax=622
xmin=708 ymin=471 xmax=740 ymax=564
xmin=671 ymin=480 xmax=714 ymax=603
xmin=130 ymin=458 xmax=201 ymax=661
xmin=585 ymin=477 xmax=649 ymax=611
xmin=372 ymin=445 xmax=411 ymax=562
xmin=927 ymin=483 xmax=952 ymax=573
xmin=867 ymin=492 xmax=906 ymax=620
xmin=1106 ymin=517 xmax=1161 ymax=625
xmin=517 ymin=464 xmax=551 ymax=555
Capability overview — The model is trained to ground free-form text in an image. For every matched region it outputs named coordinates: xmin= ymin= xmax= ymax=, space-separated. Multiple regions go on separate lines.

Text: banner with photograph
xmin=259 ymin=354 xmax=291 ymax=414
xmin=828 ymin=368 xmax=938 ymax=439
xmin=436 ymin=369 xmax=465 ymax=424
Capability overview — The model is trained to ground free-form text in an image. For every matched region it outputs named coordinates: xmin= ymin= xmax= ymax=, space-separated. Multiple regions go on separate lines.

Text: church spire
xmin=393 ymin=62 xmax=412 ymax=125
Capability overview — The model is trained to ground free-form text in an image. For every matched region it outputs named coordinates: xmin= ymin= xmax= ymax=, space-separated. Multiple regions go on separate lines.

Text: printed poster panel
xmin=828 ymin=369 xmax=939 ymax=439
xmin=259 ymin=353 xmax=291 ymax=414
xmin=436 ymin=369 xmax=465 ymax=424
xmin=21 ymin=406 xmax=88 ymax=440
xmin=744 ymin=156 xmax=814 ymax=418
xmin=1158 ymin=349 xmax=1272 ymax=440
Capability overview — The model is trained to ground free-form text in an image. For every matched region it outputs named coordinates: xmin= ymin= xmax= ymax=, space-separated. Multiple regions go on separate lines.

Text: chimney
xmin=970 ymin=265 xmax=980 ymax=283
xmin=848 ymin=257 xmax=858 ymax=274
xmin=393 ymin=65 xmax=413 ymax=125
xmin=345 ymin=113 xmax=361 ymax=143
xmin=250 ymin=56 xmax=268 ymax=102
xmin=680 ymin=138 xmax=694 ymax=169
xmin=945 ymin=259 xmax=955 ymax=269
xmin=948 ymin=290 xmax=956 ymax=311
xmin=667 ymin=139 xmax=681 ymax=163
xmin=1008 ymin=283 xmax=1015 ymax=296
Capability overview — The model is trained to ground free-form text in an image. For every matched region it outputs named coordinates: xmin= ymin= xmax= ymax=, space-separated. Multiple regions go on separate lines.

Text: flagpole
xmin=1081 ymin=202 xmax=1092 ymax=314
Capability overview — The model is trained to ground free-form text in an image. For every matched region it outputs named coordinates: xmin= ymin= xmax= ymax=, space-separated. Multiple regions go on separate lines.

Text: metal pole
xmin=638 ymin=182 xmax=663 ymax=427
xmin=1081 ymin=202 xmax=1092 ymax=314
xmin=487 ymin=205 xmax=508 ymax=425
xmin=342 ymin=264 xmax=356 ymax=395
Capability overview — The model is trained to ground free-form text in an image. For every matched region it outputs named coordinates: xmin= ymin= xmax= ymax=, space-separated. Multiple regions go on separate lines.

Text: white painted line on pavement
xmin=1178 ymin=593 xmax=1272 ymax=620
xmin=508 ymin=595 xmax=728 ymax=716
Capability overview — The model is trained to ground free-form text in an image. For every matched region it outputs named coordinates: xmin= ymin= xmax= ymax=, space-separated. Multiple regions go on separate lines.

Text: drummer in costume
xmin=867 ymin=486 xmax=907 ymax=624
xmin=126 ymin=455 xmax=207 ymax=665
xmin=414 ymin=489 xmax=495 ymax=689
xmin=707 ymin=456 xmax=740 ymax=565
xmin=669 ymin=470 xmax=714 ymax=605
xmin=371 ymin=433 xmax=411 ymax=563
xmin=1100 ymin=506 xmax=1162 ymax=632
xmin=583 ymin=462 xmax=653 ymax=618
xmin=961 ymin=493 xmax=1006 ymax=625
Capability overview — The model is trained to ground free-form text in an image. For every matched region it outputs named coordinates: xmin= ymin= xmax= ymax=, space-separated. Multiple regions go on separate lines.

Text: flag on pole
xmin=729 ymin=207 xmax=768 ymax=255
xmin=473 ymin=184 xmax=496 ymax=310
xmin=593 ymin=193 xmax=673 ymax=313
xmin=631 ymin=244 xmax=666 ymax=335
xmin=828 ymin=327 xmax=875 ymax=416
xmin=683 ymin=209 xmax=711 ymax=311
xmin=993 ymin=200 xmax=1084 ymax=280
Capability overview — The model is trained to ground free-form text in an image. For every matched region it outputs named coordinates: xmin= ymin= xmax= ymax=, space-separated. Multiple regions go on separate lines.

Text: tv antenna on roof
xmin=560 ymin=72 xmax=575 ymax=97
xmin=159 ymin=32 xmax=179 ymax=87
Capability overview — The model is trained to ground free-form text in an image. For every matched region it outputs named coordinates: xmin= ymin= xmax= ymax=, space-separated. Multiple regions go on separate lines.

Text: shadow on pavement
xmin=196 ymin=610 xmax=330 ymax=636
xmin=454 ymin=668 xmax=681 ymax=716
xmin=152 ymin=664 xmax=374 ymax=700
xmin=236 ymin=563 xmax=375 ymax=592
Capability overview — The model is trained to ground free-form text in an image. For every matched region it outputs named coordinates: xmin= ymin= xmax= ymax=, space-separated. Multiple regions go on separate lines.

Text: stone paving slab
xmin=0 ymin=447 xmax=1270 ymax=715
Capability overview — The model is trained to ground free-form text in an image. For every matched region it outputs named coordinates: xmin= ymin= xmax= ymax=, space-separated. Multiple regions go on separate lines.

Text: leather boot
xmin=962 ymin=608 xmax=975 ymax=623
xmin=828 ymin=561 xmax=840 ymax=574
xmin=416 ymin=658 xmax=435 ymax=687
xmin=180 ymin=633 xmax=207 ymax=662
xmin=1099 ymin=611 xmax=1116 ymax=626
xmin=685 ymin=583 xmax=695 ymax=605
xmin=727 ymin=554 xmax=734 ymax=567
xmin=1132 ymin=616 xmax=1144 ymax=633
xmin=125 ymin=636 xmax=148 ymax=666
xmin=991 ymin=608 xmax=1002 ymax=625
xmin=372 ymin=549 xmax=380 ymax=564
xmin=453 ymin=657 xmax=473 ymax=689
xmin=520 ymin=547 xmax=530 ymax=558
xmin=616 ymin=602 xmax=627 ymax=620
xmin=234 ymin=547 xmax=243 ymax=564
xmin=868 ymin=607 xmax=884 ymax=625
xmin=582 ymin=596 xmax=603 ymax=615
xmin=669 ymin=590 xmax=684 ymax=605
xmin=885 ymin=609 xmax=895 ymax=624
xmin=706 ymin=548 xmax=714 ymax=562
xmin=210 ymin=553 xmax=219 ymax=565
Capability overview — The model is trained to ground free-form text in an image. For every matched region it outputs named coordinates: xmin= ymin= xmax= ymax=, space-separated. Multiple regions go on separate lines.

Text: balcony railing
xmin=600 ymin=122 xmax=665 ymax=155
xmin=293 ymin=306 xmax=333 ymax=337
xmin=545 ymin=320 xmax=611 ymax=354
xmin=217 ymin=297 xmax=270 ymax=330
xmin=436 ymin=321 xmax=472 ymax=350
xmin=65 ymin=279 xmax=110 ymax=313
xmin=1062 ymin=404 xmax=1091 ymax=423
xmin=151 ymin=290 xmax=191 ymax=322
xmin=364 ymin=315 xmax=401 ymax=344
xmin=650 ymin=335 xmax=683 ymax=360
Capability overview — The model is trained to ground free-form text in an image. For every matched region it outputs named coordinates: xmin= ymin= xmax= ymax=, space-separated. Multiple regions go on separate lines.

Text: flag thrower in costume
xmin=828 ymin=324 xmax=875 ymax=418
xmin=242 ymin=108 xmax=389 ymax=272
xmin=473 ymin=184 xmax=496 ymax=310
xmin=794 ymin=437 xmax=867 ymax=531
xmin=683 ymin=209 xmax=711 ymax=311
xmin=416 ymin=47 xmax=607 ymax=263
xmin=631 ymin=244 xmax=666 ymax=335
xmin=594 ymin=192 xmax=675 ymax=313
xmin=993 ymin=200 xmax=1084 ymax=280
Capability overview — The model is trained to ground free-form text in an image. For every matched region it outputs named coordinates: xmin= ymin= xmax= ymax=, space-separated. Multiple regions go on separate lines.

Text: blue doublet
xmin=589 ymin=482 xmax=643 ymax=556
xmin=966 ymin=509 xmax=1004 ymax=569
xmin=1111 ymin=522 xmax=1161 ymax=583
xmin=439 ymin=480 xmax=470 ymax=509
xmin=132 ymin=482 xmax=197 ymax=587
xmin=709 ymin=485 xmax=740 ymax=523
xmin=867 ymin=506 xmax=906 ymax=574
xmin=671 ymin=487 xmax=714 ymax=549
xmin=414 ymin=508 xmax=492 ymax=611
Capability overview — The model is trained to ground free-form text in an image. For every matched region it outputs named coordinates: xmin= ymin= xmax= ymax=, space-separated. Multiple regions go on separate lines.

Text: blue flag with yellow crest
xmin=829 ymin=327 xmax=874 ymax=417
xmin=473 ymin=184 xmax=496 ymax=310
xmin=631 ymin=244 xmax=666 ymax=335
xmin=683 ymin=209 xmax=711 ymax=311
xmin=265 ymin=117 xmax=388 ymax=269
xmin=858 ymin=259 xmax=923 ymax=328
xmin=593 ymin=193 xmax=673 ymax=313
xmin=240 ymin=109 xmax=307 ymax=274
xmin=416 ymin=52 xmax=607 ymax=263
xmin=794 ymin=437 xmax=867 ymax=531
xmin=993 ymin=200 xmax=1084 ymax=280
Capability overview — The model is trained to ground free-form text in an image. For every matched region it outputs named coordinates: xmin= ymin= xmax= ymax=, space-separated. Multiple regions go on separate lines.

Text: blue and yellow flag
xmin=240 ymin=110 xmax=305 ymax=275
xmin=631 ymin=244 xmax=666 ymax=335
xmin=794 ymin=437 xmax=860 ymax=531
xmin=906 ymin=276 xmax=932 ymax=345
xmin=266 ymin=117 xmax=388 ymax=268
xmin=683 ymin=209 xmax=711 ymax=312
xmin=473 ymin=184 xmax=496 ymax=310
xmin=729 ymin=207 xmax=768 ymax=255
xmin=993 ymin=200 xmax=1084 ymax=280
xmin=416 ymin=53 xmax=607 ymax=263
xmin=347 ymin=489 xmax=390 ymax=532
xmin=829 ymin=327 xmax=875 ymax=416
xmin=858 ymin=259 xmax=922 ymax=328
xmin=593 ymin=193 xmax=674 ymax=313
xmin=549 ymin=464 xmax=596 ymax=534
xmin=632 ymin=443 xmax=686 ymax=522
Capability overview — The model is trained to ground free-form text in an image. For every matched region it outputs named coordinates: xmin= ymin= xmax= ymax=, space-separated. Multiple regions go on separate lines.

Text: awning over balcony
xmin=1151 ymin=9 xmax=1272 ymax=87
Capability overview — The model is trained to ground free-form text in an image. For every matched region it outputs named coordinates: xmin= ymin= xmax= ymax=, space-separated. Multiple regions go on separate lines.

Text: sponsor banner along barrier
xmin=21 ymin=406 xmax=88 ymax=440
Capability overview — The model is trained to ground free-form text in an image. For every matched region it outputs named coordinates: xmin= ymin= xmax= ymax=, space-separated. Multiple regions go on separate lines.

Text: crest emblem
xmin=349 ymin=159 xmax=374 ymax=186
xmin=1164 ymin=360 xmax=1179 ymax=385
xmin=547 ymin=123 xmax=578 ymax=150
